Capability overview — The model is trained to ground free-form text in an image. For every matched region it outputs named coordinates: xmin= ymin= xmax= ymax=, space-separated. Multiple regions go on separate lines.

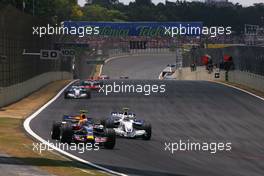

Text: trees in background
xmin=0 ymin=0 xmax=79 ymax=22
xmin=82 ymin=4 xmax=126 ymax=21
xmin=0 ymin=0 xmax=263 ymax=33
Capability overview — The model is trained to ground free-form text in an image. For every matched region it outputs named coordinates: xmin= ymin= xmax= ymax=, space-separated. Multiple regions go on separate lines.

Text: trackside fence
xmin=0 ymin=4 xmax=72 ymax=107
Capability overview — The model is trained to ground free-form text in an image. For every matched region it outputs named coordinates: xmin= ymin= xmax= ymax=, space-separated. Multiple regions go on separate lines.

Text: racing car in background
xmin=64 ymin=86 xmax=91 ymax=99
xmin=101 ymin=108 xmax=151 ymax=140
xmin=79 ymin=80 xmax=102 ymax=91
xmin=120 ymin=76 xmax=129 ymax=79
xmin=51 ymin=111 xmax=116 ymax=149
xmin=98 ymin=74 xmax=110 ymax=80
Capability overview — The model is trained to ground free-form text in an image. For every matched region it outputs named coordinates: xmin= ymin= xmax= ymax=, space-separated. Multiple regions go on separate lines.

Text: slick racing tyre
xmin=64 ymin=92 xmax=69 ymax=99
xmin=86 ymin=91 xmax=91 ymax=99
xmin=101 ymin=119 xmax=115 ymax=128
xmin=142 ymin=123 xmax=152 ymax=140
xmin=60 ymin=125 xmax=73 ymax=144
xmin=104 ymin=129 xmax=116 ymax=149
xmin=51 ymin=122 xmax=61 ymax=140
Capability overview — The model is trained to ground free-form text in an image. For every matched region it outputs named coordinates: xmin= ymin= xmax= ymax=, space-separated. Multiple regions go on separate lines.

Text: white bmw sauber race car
xmin=101 ymin=108 xmax=151 ymax=140
xmin=64 ymin=86 xmax=91 ymax=99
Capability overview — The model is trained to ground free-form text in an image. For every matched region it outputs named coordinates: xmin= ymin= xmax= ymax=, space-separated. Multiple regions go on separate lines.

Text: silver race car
xmin=64 ymin=86 xmax=91 ymax=99
xmin=101 ymin=108 xmax=151 ymax=140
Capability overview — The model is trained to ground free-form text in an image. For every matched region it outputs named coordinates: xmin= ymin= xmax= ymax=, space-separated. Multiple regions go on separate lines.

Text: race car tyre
xmin=64 ymin=93 xmax=69 ymax=99
xmin=51 ymin=122 xmax=61 ymax=140
xmin=60 ymin=125 xmax=73 ymax=144
xmin=101 ymin=119 xmax=115 ymax=128
xmin=142 ymin=123 xmax=152 ymax=140
xmin=86 ymin=92 xmax=91 ymax=99
xmin=104 ymin=129 xmax=116 ymax=149
xmin=100 ymin=119 xmax=105 ymax=126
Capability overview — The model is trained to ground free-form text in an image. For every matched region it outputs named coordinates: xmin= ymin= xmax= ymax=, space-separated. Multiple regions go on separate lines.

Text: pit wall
xmin=227 ymin=70 xmax=264 ymax=92
xmin=183 ymin=46 xmax=264 ymax=72
xmin=174 ymin=67 xmax=218 ymax=81
xmin=174 ymin=66 xmax=264 ymax=92
xmin=0 ymin=71 xmax=72 ymax=108
xmin=108 ymin=48 xmax=173 ymax=58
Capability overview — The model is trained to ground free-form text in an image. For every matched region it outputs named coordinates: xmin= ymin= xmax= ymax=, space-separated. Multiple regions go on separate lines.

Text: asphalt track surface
xmin=102 ymin=54 xmax=176 ymax=79
xmin=0 ymin=153 xmax=52 ymax=176
xmin=31 ymin=55 xmax=264 ymax=176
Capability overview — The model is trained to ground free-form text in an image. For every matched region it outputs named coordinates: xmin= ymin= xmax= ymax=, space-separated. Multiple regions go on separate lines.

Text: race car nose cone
xmin=76 ymin=90 xmax=80 ymax=95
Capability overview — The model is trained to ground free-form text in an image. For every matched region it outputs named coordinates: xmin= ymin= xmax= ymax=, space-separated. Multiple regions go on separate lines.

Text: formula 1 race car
xmin=51 ymin=111 xmax=116 ymax=149
xmin=98 ymin=75 xmax=110 ymax=80
xmin=163 ymin=72 xmax=175 ymax=80
xmin=79 ymin=80 xmax=102 ymax=91
xmin=120 ymin=76 xmax=129 ymax=79
xmin=64 ymin=86 xmax=91 ymax=99
xmin=101 ymin=108 xmax=151 ymax=140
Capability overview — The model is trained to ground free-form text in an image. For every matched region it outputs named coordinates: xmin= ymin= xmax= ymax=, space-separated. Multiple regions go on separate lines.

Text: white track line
xmin=25 ymin=61 xmax=262 ymax=176
xmin=99 ymin=55 xmax=135 ymax=76
xmin=215 ymin=81 xmax=264 ymax=101
xmin=23 ymin=80 xmax=128 ymax=176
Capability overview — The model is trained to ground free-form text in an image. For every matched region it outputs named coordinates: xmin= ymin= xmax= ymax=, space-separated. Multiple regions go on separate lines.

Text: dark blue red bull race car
xmin=51 ymin=111 xmax=116 ymax=149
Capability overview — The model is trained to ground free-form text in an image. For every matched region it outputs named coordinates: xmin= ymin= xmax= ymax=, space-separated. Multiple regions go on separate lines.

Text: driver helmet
xmin=80 ymin=114 xmax=87 ymax=120
xmin=123 ymin=108 xmax=129 ymax=116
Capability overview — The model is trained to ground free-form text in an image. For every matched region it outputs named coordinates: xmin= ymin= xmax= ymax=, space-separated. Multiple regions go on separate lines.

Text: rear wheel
xmin=86 ymin=91 xmax=91 ymax=99
xmin=51 ymin=122 xmax=61 ymax=140
xmin=64 ymin=92 xmax=69 ymax=99
xmin=142 ymin=123 xmax=152 ymax=140
xmin=104 ymin=129 xmax=116 ymax=149
xmin=60 ymin=125 xmax=73 ymax=144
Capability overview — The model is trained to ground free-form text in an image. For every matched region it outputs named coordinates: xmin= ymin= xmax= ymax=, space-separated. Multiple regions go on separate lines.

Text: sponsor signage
xmin=63 ymin=22 xmax=203 ymax=37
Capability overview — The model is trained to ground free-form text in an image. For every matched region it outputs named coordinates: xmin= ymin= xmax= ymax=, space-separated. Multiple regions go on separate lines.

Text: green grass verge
xmin=0 ymin=117 xmax=108 ymax=176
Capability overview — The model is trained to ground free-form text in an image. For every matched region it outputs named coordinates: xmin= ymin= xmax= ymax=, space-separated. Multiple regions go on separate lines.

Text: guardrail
xmin=107 ymin=48 xmax=174 ymax=58
xmin=227 ymin=70 xmax=264 ymax=92
xmin=0 ymin=5 xmax=72 ymax=88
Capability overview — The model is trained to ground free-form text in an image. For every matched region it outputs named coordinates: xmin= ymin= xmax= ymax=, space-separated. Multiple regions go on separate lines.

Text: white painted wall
xmin=0 ymin=72 xmax=72 ymax=107
xmin=172 ymin=66 xmax=264 ymax=92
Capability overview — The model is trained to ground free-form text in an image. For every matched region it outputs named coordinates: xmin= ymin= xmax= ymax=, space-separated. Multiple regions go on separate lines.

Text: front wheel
xmin=86 ymin=92 xmax=91 ymax=99
xmin=142 ymin=123 xmax=152 ymax=140
xmin=60 ymin=126 xmax=73 ymax=144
